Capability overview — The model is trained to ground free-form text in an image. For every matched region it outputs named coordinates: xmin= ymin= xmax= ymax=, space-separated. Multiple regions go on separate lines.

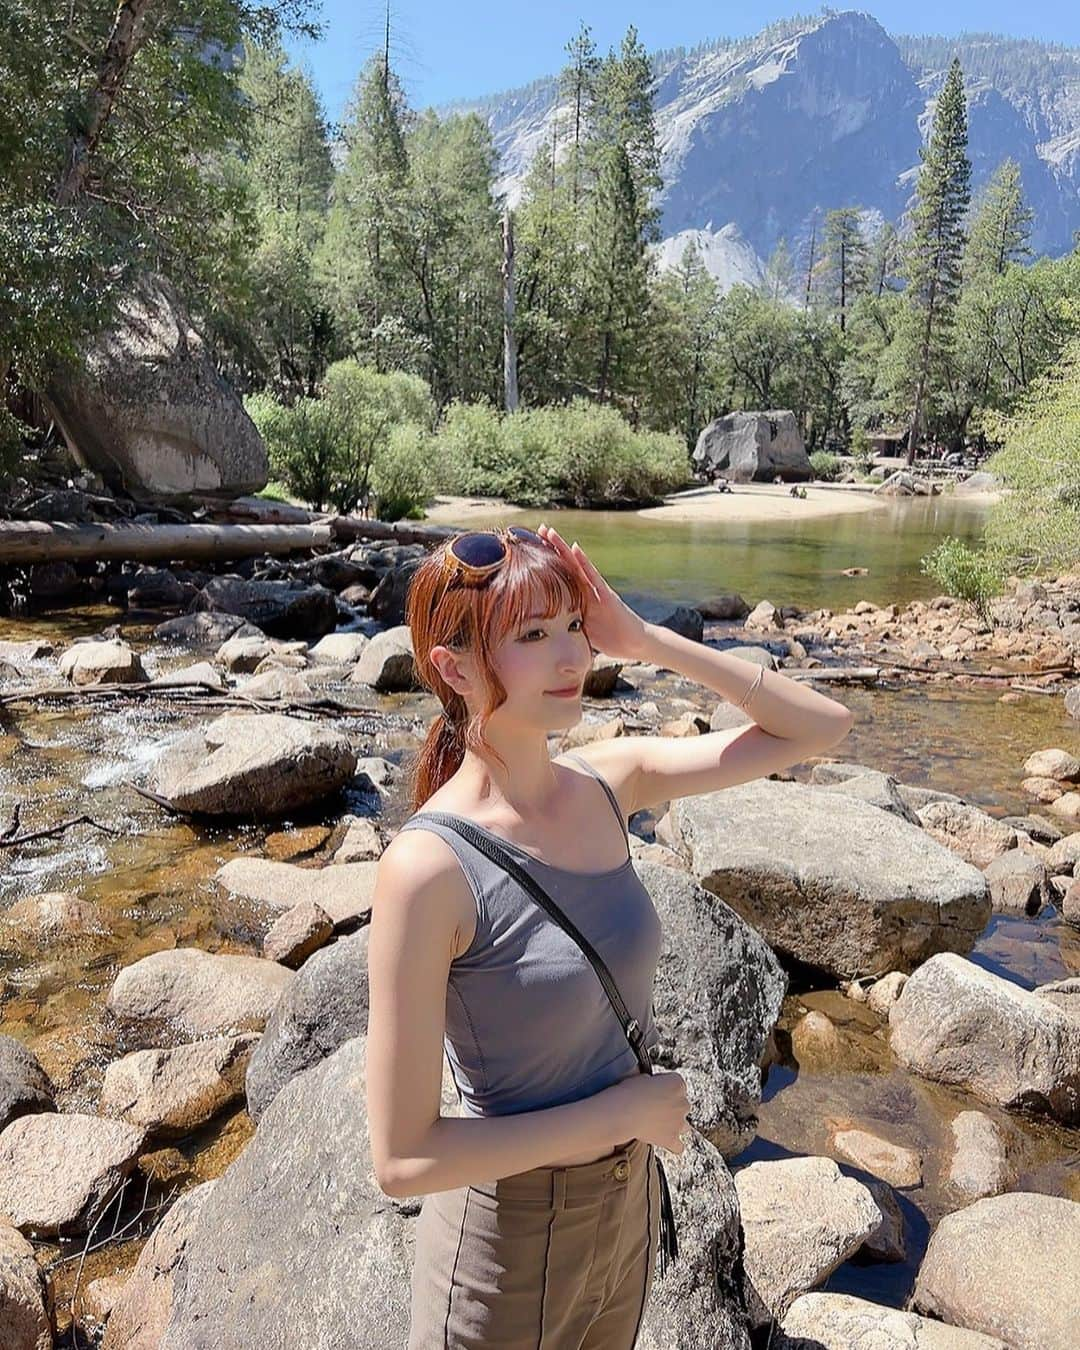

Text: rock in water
xmin=670 ymin=780 xmax=990 ymax=978
xmin=43 ymin=274 xmax=267 ymax=505
xmin=149 ymin=712 xmax=356 ymax=817
xmin=692 ymin=411 xmax=811 ymax=483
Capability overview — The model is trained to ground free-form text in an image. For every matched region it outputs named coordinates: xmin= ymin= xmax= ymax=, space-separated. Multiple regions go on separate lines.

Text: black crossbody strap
xmin=418 ymin=812 xmax=653 ymax=1075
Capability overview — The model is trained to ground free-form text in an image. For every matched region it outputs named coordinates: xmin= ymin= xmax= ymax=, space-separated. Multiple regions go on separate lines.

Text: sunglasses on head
xmin=442 ymin=526 xmax=545 ymax=582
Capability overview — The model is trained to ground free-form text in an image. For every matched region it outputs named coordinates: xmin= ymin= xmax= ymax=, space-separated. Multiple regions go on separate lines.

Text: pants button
xmin=612 ymin=1160 xmax=630 ymax=1182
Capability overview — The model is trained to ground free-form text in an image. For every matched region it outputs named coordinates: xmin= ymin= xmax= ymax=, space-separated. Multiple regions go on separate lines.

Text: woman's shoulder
xmin=374 ymin=828 xmax=478 ymax=959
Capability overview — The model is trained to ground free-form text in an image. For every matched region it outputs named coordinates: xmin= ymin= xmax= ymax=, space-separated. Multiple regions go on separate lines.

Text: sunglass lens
xmin=450 ymin=533 xmax=506 ymax=568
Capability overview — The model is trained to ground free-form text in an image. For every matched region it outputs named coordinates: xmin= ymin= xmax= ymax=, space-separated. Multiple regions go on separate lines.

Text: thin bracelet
xmin=733 ymin=665 xmax=765 ymax=712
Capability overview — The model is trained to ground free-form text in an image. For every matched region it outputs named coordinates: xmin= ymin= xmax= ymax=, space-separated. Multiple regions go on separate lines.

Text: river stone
xmin=946 ymin=1111 xmax=1012 ymax=1201
xmin=911 ymin=1192 xmax=1080 ymax=1348
xmin=0 ymin=1112 xmax=145 ymax=1236
xmin=193 ymin=575 xmax=337 ymax=640
xmin=58 ymin=638 xmax=148 ymax=687
xmin=582 ymin=653 xmax=623 ymax=696
xmin=777 ymin=1293 xmax=1008 ymax=1349
xmin=888 ymin=953 xmax=1080 ymax=1123
xmin=866 ymin=970 xmax=907 ymax=1016
xmin=1022 ymin=748 xmax=1080 ymax=782
xmin=669 ymin=781 xmax=991 ymax=978
xmin=1066 ymin=686 xmax=1080 ymax=719
xmin=149 ymin=712 xmax=356 ymax=817
xmin=916 ymin=801 xmax=1018 ymax=869
xmin=331 ymin=816 xmax=384 ymax=862
xmin=1 ymin=891 xmax=103 ymax=944
xmin=153 ymin=612 xmax=261 ymax=648
xmin=981 ymin=850 xmax=1050 ymax=916
xmin=351 ymin=625 xmax=418 ymax=691
xmin=43 ymin=274 xmax=266 ymax=504
xmin=107 ymin=948 xmax=294 ymax=1044
xmin=308 ymin=632 xmax=368 ymax=663
xmin=1046 ymin=831 xmax=1080 ymax=874
xmin=698 ymin=594 xmax=751 ymax=621
xmin=0 ymin=1218 xmax=52 ymax=1350
xmin=639 ymin=861 xmax=786 ymax=1156
xmin=239 ymin=667 xmax=316 ymax=702
xmin=244 ymin=931 xmax=370 ymax=1123
xmin=99 ymin=1035 xmax=259 ymax=1138
xmin=102 ymin=1180 xmax=216 ymax=1350
xmin=623 ymin=593 xmax=705 ymax=643
xmin=0 ymin=1038 xmax=55 ymax=1133
xmin=262 ymin=900 xmax=335 ymax=967
xmin=734 ymin=1156 xmax=882 ymax=1321
xmin=1049 ymin=790 xmax=1080 ymax=824
xmin=830 ymin=1128 xmax=922 ymax=1188
xmin=860 ymin=1178 xmax=906 ymax=1263
xmin=692 ymin=410 xmax=811 ymax=483
xmin=146 ymin=661 xmax=227 ymax=692
xmin=215 ymin=857 xmax=377 ymax=923
xmin=368 ymin=558 xmax=422 ymax=626
xmin=214 ymin=633 xmax=305 ymax=673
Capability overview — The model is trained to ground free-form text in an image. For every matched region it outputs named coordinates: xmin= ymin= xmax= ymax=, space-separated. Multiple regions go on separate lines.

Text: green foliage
xmin=980 ymin=327 xmax=1080 ymax=578
xmin=809 ymin=451 xmax=842 ymax=481
xmin=920 ymin=536 xmax=1005 ymax=622
xmin=372 ymin=422 xmax=435 ymax=521
xmin=245 ymin=391 xmax=341 ymax=512
xmin=849 ymin=425 xmax=875 ymax=471
xmin=433 ymin=401 xmax=505 ymax=494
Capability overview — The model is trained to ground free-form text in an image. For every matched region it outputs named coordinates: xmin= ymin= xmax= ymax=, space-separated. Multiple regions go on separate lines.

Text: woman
xmin=366 ymin=523 xmax=854 ymax=1347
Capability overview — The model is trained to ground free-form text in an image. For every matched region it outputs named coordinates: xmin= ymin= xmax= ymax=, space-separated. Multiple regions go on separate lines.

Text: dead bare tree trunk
xmin=503 ymin=209 xmax=519 ymax=413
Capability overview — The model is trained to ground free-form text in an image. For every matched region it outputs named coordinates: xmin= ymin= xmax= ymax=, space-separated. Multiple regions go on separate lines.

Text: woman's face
xmin=484 ymin=587 xmax=592 ymax=730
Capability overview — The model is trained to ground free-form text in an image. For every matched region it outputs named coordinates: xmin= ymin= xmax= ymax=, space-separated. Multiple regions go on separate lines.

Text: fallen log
xmin=326 ymin=515 xmax=458 ymax=546
xmin=0 ymin=520 xmax=333 ymax=564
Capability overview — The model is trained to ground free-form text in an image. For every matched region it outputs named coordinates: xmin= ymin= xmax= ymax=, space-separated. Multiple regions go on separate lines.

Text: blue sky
xmin=286 ymin=2 xmax=1080 ymax=125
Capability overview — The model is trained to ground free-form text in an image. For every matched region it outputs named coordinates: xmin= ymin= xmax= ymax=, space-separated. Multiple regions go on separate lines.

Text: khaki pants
xmin=408 ymin=1136 xmax=659 ymax=1348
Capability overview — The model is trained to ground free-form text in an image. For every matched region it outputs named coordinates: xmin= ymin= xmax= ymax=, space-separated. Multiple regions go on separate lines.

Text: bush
xmin=373 ymin=422 xmax=435 ymax=521
xmin=809 ymin=451 xmax=842 ymax=481
xmin=849 ymin=426 xmax=875 ymax=472
xmin=245 ymin=392 xmax=343 ymax=512
xmin=920 ymin=536 xmax=1006 ymax=623
xmin=434 ymin=400 xmax=504 ymax=495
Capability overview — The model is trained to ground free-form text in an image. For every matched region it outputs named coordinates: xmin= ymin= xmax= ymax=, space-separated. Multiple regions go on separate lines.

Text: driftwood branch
xmin=0 ymin=520 xmax=333 ymax=564
xmin=0 ymin=812 xmax=124 ymax=849
xmin=0 ymin=681 xmax=376 ymax=721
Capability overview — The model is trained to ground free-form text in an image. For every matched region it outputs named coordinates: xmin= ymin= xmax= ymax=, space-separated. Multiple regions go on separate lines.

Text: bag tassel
xmin=654 ymin=1153 xmax=679 ymax=1278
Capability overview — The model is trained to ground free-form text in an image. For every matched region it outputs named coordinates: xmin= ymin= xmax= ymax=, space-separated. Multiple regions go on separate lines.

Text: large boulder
xmin=669 ymin=781 xmax=991 ymax=978
xmin=244 ymin=931 xmax=370 ymax=1123
xmin=215 ymin=857 xmax=377 ymax=924
xmin=640 ymin=861 xmax=786 ymax=1156
xmin=692 ymin=411 xmax=811 ymax=483
xmin=911 ymin=1192 xmax=1080 ymax=1349
xmin=99 ymin=1035 xmax=259 ymax=1138
xmin=149 ymin=712 xmax=357 ymax=817
xmin=0 ymin=1218 xmax=53 ymax=1350
xmin=102 ymin=1181 xmax=216 ymax=1350
xmin=0 ymin=1038 xmax=55 ymax=1134
xmin=43 ymin=274 xmax=267 ymax=504
xmin=623 ymin=594 xmax=704 ymax=643
xmin=777 ymin=1293 xmax=1008 ymax=1348
xmin=192 ymin=576 xmax=338 ymax=641
xmin=888 ymin=953 xmax=1080 ymax=1122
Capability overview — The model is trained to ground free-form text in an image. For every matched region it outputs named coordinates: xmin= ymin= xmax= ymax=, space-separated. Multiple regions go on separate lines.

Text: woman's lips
xmin=546 ymin=687 xmax=580 ymax=698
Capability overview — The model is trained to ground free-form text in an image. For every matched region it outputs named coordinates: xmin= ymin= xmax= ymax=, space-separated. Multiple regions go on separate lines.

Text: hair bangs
xmin=482 ymin=536 xmax=591 ymax=650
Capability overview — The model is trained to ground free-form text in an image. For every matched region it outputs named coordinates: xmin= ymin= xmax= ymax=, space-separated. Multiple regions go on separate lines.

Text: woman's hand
xmin=536 ymin=523 xmax=650 ymax=663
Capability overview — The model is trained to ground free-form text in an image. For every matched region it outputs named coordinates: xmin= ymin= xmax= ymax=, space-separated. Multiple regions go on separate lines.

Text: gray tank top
xmin=396 ymin=753 xmax=663 ymax=1117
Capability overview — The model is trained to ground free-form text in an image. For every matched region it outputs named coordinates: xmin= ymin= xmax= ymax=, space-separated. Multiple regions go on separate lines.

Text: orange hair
xmin=404 ymin=529 xmax=592 ymax=812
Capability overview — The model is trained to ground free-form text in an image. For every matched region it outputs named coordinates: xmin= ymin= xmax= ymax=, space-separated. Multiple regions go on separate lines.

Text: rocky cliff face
xmin=453 ymin=11 xmax=1080 ymax=286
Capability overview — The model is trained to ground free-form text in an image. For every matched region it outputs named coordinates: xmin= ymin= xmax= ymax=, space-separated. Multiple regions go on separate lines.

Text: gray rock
xmin=1046 ymin=830 xmax=1080 ymax=875
xmin=916 ymin=801 xmax=1018 ymax=869
xmin=43 ymin=274 xmax=267 ymax=504
xmin=698 ymin=594 xmax=751 ymax=621
xmin=830 ymin=1128 xmax=921 ymax=1188
xmin=911 ymin=1192 xmax=1080 ymax=1349
xmin=640 ymin=861 xmax=786 ymax=1156
xmin=1065 ymin=686 xmax=1080 ymax=719
xmin=107 ymin=948 xmax=294 ymax=1044
xmin=0 ymin=1038 xmax=55 ymax=1134
xmin=982 ymin=850 xmax=1051 ymax=916
xmin=308 ymin=632 xmax=369 ymax=664
xmin=153 ymin=612 xmax=260 ymax=649
xmin=58 ymin=638 xmax=147 ymax=686
xmin=214 ymin=633 xmax=304 ymax=673
xmin=215 ymin=857 xmax=377 ymax=923
xmin=0 ymin=1112 xmax=145 ymax=1236
xmin=149 ymin=712 xmax=357 ymax=817
xmin=582 ymin=653 xmax=624 ymax=696
xmin=734 ymin=1156 xmax=882 ymax=1321
xmin=99 ymin=1035 xmax=259 ymax=1138
xmin=193 ymin=576 xmax=337 ymax=641
xmin=777 ymin=1292 xmax=1008 ymax=1348
xmin=693 ymin=411 xmax=811 ymax=483
xmin=0 ymin=1218 xmax=53 ymax=1350
xmin=103 ymin=1181 xmax=216 ymax=1350
xmin=352 ymin=626 xmax=419 ymax=691
xmin=670 ymin=780 xmax=991 ymax=978
xmin=244 ymin=931 xmax=370 ymax=1123
xmin=816 ymin=769 xmax=921 ymax=824
xmin=946 ymin=1111 xmax=1012 ymax=1201
xmin=888 ymin=954 xmax=1080 ymax=1123
xmin=262 ymin=902 xmax=335 ymax=968
xmin=624 ymin=594 xmax=704 ymax=643
xmin=368 ymin=558 xmax=422 ymax=626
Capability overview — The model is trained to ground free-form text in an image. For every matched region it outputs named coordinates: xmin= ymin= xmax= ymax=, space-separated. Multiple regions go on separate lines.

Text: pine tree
xmin=964 ymin=159 xmax=1033 ymax=281
xmin=559 ymin=22 xmax=600 ymax=207
xmin=898 ymin=57 xmax=971 ymax=460
xmin=818 ymin=208 xmax=868 ymax=331
xmin=867 ymin=220 xmax=902 ymax=298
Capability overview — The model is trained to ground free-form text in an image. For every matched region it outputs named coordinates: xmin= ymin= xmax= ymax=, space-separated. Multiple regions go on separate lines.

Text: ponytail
xmin=408 ymin=705 xmax=466 ymax=813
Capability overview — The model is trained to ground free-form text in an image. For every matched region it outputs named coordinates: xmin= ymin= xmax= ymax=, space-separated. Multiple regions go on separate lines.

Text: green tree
xmin=964 ymin=159 xmax=1033 ymax=281
xmin=818 ymin=208 xmax=869 ymax=331
xmin=559 ymin=22 xmax=601 ymax=207
xmin=645 ymin=240 xmax=721 ymax=445
xmin=896 ymin=57 xmax=972 ymax=459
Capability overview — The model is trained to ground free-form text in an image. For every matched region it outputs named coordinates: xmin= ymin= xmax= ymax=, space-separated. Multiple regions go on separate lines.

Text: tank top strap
xmin=556 ymin=751 xmax=627 ymax=835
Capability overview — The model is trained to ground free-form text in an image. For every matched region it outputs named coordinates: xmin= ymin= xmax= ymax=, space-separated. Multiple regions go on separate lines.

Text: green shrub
xmin=849 ymin=426 xmax=875 ymax=472
xmin=246 ymin=392 xmax=344 ymax=512
xmin=373 ymin=422 xmax=435 ymax=521
xmin=809 ymin=451 xmax=842 ymax=481
xmin=434 ymin=400 xmax=504 ymax=495
xmin=920 ymin=536 xmax=1006 ymax=623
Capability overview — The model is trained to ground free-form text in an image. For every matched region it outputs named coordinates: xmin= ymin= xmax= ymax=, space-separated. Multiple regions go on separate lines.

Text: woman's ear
xmin=430 ymin=644 xmax=474 ymax=699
